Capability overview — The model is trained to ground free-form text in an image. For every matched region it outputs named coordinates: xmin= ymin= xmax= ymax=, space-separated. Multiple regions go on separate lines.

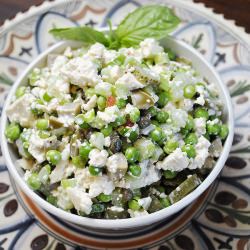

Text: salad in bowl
xmin=1 ymin=5 xmax=233 ymax=227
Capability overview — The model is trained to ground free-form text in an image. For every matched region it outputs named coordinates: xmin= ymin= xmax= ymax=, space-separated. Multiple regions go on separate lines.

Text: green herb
xmin=114 ymin=5 xmax=180 ymax=48
xmin=49 ymin=5 xmax=180 ymax=50
xmin=49 ymin=26 xmax=109 ymax=46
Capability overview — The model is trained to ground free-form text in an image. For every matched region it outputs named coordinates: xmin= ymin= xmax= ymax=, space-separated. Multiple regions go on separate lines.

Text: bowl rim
xmin=0 ymin=34 xmax=234 ymax=229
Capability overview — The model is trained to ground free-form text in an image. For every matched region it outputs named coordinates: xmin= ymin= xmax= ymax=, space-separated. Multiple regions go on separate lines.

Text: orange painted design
xmin=237 ymin=238 xmax=249 ymax=250
xmin=20 ymin=188 xmax=210 ymax=249
xmin=2 ymin=32 xmax=33 ymax=56
xmin=71 ymin=5 xmax=106 ymax=21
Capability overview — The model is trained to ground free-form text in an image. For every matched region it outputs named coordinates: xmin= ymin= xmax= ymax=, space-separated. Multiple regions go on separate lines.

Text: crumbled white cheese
xmin=89 ymin=132 xmax=105 ymax=150
xmin=88 ymin=149 xmax=108 ymax=167
xmin=6 ymin=93 xmax=36 ymax=127
xmin=104 ymin=136 xmax=111 ymax=147
xmin=106 ymin=153 xmax=128 ymax=174
xmin=116 ymin=72 xmax=144 ymax=91
xmin=188 ymin=136 xmax=211 ymax=169
xmin=156 ymin=148 xmax=189 ymax=172
xmin=67 ymin=187 xmax=92 ymax=214
xmin=140 ymin=38 xmax=163 ymax=58
xmin=61 ymin=57 xmax=100 ymax=87
xmin=82 ymin=95 xmax=97 ymax=111
xmin=195 ymin=95 xmax=205 ymax=106
xmin=194 ymin=118 xmax=206 ymax=136
xmin=97 ymin=106 xmax=120 ymax=124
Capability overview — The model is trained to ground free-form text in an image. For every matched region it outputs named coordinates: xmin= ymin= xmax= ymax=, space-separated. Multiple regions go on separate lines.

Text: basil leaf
xmin=115 ymin=5 xmax=180 ymax=47
xmin=49 ymin=26 xmax=109 ymax=46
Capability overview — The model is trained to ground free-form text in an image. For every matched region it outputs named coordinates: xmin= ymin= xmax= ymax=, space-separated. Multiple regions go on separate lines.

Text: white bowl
xmin=0 ymin=34 xmax=234 ymax=230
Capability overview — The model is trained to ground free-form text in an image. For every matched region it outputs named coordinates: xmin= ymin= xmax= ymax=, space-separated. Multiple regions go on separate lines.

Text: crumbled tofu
xmin=195 ymin=95 xmax=205 ymax=106
xmin=53 ymin=186 xmax=73 ymax=210
xmin=194 ymin=118 xmax=206 ymax=136
xmin=88 ymin=149 xmax=108 ymax=167
xmin=6 ymin=94 xmax=36 ymax=127
xmin=104 ymin=136 xmax=111 ymax=147
xmin=156 ymin=148 xmax=189 ymax=172
xmin=102 ymin=65 xmax=123 ymax=83
xmin=67 ymin=187 xmax=92 ymax=214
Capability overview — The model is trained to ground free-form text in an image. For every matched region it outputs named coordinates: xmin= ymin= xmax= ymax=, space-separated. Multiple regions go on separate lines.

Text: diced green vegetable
xmin=181 ymin=144 xmax=196 ymax=158
xmin=27 ymin=173 xmax=41 ymax=190
xmin=97 ymin=193 xmax=112 ymax=202
xmin=15 ymin=86 xmax=26 ymax=98
xmin=79 ymin=141 xmax=92 ymax=159
xmin=36 ymin=119 xmax=49 ymax=130
xmin=164 ymin=140 xmax=178 ymax=154
xmin=125 ymin=147 xmax=140 ymax=163
xmin=169 ymin=174 xmax=201 ymax=203
xmin=89 ymin=166 xmax=102 ymax=176
xmin=128 ymin=164 xmax=141 ymax=177
xmin=219 ymin=124 xmax=229 ymax=140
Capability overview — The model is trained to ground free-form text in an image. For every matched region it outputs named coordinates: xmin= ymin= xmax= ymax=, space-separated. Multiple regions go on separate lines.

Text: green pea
xmin=182 ymin=144 xmax=196 ymax=158
xmin=97 ymin=193 xmax=112 ymax=202
xmin=156 ymin=111 xmax=169 ymax=123
xmin=129 ymin=164 xmax=141 ymax=177
xmin=43 ymin=92 xmax=53 ymax=102
xmin=125 ymin=147 xmax=140 ymax=163
xmin=157 ymin=92 xmax=169 ymax=107
xmin=160 ymin=197 xmax=171 ymax=207
xmin=116 ymin=98 xmax=127 ymax=109
xmin=79 ymin=142 xmax=92 ymax=159
xmin=150 ymin=127 xmax=164 ymax=143
xmin=207 ymin=122 xmax=221 ymax=135
xmin=27 ymin=173 xmax=41 ymax=190
xmin=72 ymin=156 xmax=86 ymax=168
xmin=148 ymin=106 xmax=158 ymax=117
xmin=46 ymin=150 xmax=61 ymax=165
xmin=46 ymin=195 xmax=57 ymax=206
xmin=163 ymin=170 xmax=177 ymax=179
xmin=128 ymin=199 xmax=140 ymax=210
xmin=101 ymin=125 xmax=113 ymax=137
xmin=5 ymin=123 xmax=21 ymax=141
xmin=194 ymin=107 xmax=209 ymax=120
xmin=130 ymin=108 xmax=140 ymax=123
xmin=15 ymin=86 xmax=26 ymax=98
xmin=97 ymin=96 xmax=106 ymax=110
xmin=220 ymin=124 xmax=229 ymax=140
xmin=164 ymin=140 xmax=178 ymax=154
xmin=89 ymin=166 xmax=102 ymax=176
xmin=184 ymin=84 xmax=196 ymax=99
xmin=185 ymin=115 xmax=194 ymax=131
xmin=185 ymin=133 xmax=198 ymax=145
xmin=36 ymin=119 xmax=49 ymax=130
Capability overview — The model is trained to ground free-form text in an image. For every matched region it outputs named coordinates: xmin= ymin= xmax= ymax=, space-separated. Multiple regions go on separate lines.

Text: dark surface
xmin=0 ymin=0 xmax=249 ymax=32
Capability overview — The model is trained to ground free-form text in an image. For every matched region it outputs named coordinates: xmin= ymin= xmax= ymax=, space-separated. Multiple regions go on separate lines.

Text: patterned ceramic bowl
xmin=0 ymin=31 xmax=234 ymax=230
